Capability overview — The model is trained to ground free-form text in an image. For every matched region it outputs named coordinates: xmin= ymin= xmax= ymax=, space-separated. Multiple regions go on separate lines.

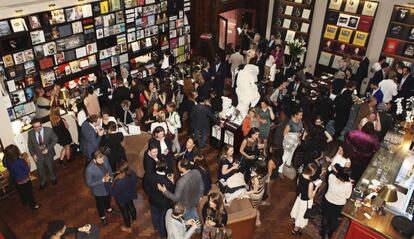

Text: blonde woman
xmin=50 ymin=106 xmax=72 ymax=167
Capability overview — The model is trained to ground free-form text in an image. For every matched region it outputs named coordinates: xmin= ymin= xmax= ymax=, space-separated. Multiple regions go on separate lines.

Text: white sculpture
xmin=236 ymin=64 xmax=261 ymax=117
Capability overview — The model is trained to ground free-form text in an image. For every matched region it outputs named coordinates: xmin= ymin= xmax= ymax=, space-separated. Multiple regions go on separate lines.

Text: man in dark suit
xmin=287 ymin=76 xmax=303 ymax=101
xmin=210 ymin=56 xmax=227 ymax=96
xmin=355 ymin=56 xmax=369 ymax=95
xmin=100 ymin=70 xmax=115 ymax=108
xmin=28 ymin=118 xmax=58 ymax=190
xmin=398 ymin=66 xmax=414 ymax=98
xmin=333 ymin=81 xmax=356 ymax=138
xmin=85 ymin=150 xmax=113 ymax=225
xmin=190 ymin=96 xmax=221 ymax=148
xmin=143 ymin=159 xmax=174 ymax=238
xmin=80 ymin=114 xmax=104 ymax=161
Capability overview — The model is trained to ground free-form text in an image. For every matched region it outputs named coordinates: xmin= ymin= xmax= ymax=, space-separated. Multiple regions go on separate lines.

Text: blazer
xmin=80 ymin=121 xmax=101 ymax=159
xmin=399 ymin=74 xmax=414 ymax=98
xmin=85 ymin=157 xmax=112 ymax=197
xmin=190 ymin=104 xmax=219 ymax=130
xmin=163 ymin=169 xmax=204 ymax=209
xmin=28 ymin=127 xmax=58 ymax=159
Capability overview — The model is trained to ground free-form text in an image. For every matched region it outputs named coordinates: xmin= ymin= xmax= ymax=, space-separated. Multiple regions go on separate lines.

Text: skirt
xmin=290 ymin=196 xmax=313 ymax=229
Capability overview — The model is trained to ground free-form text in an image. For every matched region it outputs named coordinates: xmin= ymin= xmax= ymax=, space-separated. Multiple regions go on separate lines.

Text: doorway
xmin=218 ymin=9 xmax=256 ymax=53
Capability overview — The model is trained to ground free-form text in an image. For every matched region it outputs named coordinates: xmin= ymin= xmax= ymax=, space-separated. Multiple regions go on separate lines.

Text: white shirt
xmin=36 ymin=128 xmax=44 ymax=144
xmin=161 ymin=55 xmax=169 ymax=70
xmin=379 ymin=79 xmax=398 ymax=103
xmin=371 ymin=62 xmax=381 ymax=72
xmin=325 ymin=174 xmax=352 ymax=206
xmin=328 ymin=154 xmax=351 ymax=171
xmin=77 ymin=110 xmax=87 ymax=127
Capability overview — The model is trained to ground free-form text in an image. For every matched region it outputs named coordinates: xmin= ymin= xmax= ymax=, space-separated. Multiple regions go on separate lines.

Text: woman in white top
xmin=166 ymin=102 xmax=181 ymax=153
xmin=320 ymin=165 xmax=353 ymax=239
xmin=358 ymin=111 xmax=381 ymax=132
xmin=328 ymin=146 xmax=351 ymax=172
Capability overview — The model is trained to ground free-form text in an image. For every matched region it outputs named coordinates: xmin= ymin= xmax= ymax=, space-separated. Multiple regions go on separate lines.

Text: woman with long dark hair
xmin=106 ymin=160 xmax=138 ymax=233
xmin=218 ymin=145 xmax=239 ymax=182
xmin=202 ymin=192 xmax=228 ymax=238
xmin=3 ymin=144 xmax=40 ymax=210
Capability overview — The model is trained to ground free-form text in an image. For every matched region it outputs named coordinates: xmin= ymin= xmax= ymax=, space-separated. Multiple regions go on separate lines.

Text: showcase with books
xmin=381 ymin=5 xmax=414 ymax=68
xmin=315 ymin=0 xmax=379 ymax=75
xmin=271 ymin=0 xmax=316 ymax=66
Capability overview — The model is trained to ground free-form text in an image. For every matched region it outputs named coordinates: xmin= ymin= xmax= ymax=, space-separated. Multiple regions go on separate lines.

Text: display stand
xmin=271 ymin=0 xmax=316 ymax=65
xmin=314 ymin=0 xmax=379 ymax=76
xmin=382 ymin=5 xmax=414 ymax=68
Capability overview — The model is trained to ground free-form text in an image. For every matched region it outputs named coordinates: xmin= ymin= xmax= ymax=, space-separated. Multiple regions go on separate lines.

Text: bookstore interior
xmin=0 ymin=0 xmax=413 ymax=238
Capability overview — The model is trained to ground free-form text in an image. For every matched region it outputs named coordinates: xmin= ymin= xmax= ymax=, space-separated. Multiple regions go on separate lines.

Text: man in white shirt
xmin=379 ymin=72 xmax=398 ymax=103
xmin=370 ymin=55 xmax=386 ymax=73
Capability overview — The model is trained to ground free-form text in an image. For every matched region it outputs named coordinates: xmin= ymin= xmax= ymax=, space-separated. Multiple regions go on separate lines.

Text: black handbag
xmin=304 ymin=200 xmax=319 ymax=219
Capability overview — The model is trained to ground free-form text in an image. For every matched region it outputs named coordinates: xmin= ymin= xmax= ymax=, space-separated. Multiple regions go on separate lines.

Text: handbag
xmin=165 ymin=122 xmax=175 ymax=141
xmin=304 ymin=200 xmax=319 ymax=219
xmin=283 ymin=164 xmax=297 ymax=180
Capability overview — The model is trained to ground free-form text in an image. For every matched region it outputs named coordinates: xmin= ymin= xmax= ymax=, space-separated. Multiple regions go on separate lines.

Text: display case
xmin=381 ymin=5 xmax=414 ymax=68
xmin=272 ymin=0 xmax=315 ymax=65
xmin=314 ymin=0 xmax=379 ymax=76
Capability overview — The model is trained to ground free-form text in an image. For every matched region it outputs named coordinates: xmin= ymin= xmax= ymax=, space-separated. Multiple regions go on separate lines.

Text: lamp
xmin=377 ymin=184 xmax=398 ymax=215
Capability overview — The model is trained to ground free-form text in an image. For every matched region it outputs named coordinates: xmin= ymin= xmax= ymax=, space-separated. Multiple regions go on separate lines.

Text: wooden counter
xmin=342 ymin=130 xmax=414 ymax=239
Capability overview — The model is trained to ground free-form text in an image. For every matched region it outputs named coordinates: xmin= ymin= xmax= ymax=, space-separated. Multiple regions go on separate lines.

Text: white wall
xmin=305 ymin=0 xmax=414 ymax=74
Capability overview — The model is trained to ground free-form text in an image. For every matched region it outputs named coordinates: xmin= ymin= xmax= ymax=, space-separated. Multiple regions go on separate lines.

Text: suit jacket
xmin=100 ymin=76 xmax=114 ymax=99
xmin=28 ymin=127 xmax=58 ymax=160
xmin=333 ymin=89 xmax=353 ymax=119
xmin=85 ymin=157 xmax=112 ymax=196
xmin=371 ymin=69 xmax=385 ymax=84
xmin=190 ymin=103 xmax=219 ymax=130
xmin=80 ymin=121 xmax=101 ymax=159
xmin=287 ymin=81 xmax=304 ymax=99
xmin=146 ymin=138 xmax=174 ymax=173
xmin=399 ymin=74 xmax=414 ymax=98
xmin=355 ymin=57 xmax=369 ymax=82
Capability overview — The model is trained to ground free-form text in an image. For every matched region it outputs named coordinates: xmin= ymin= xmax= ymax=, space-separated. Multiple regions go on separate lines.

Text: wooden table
xmin=342 ymin=130 xmax=414 ymax=239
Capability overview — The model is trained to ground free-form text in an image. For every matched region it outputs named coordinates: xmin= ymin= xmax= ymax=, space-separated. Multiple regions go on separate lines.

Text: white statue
xmin=236 ymin=64 xmax=261 ymax=117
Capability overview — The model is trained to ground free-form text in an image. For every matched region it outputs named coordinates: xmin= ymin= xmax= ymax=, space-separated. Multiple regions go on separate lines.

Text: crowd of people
xmin=2 ymin=23 xmax=414 ymax=239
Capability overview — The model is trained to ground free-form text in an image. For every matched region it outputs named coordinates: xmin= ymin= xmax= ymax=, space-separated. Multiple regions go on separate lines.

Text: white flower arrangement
xmin=396 ymin=97 xmax=414 ymax=123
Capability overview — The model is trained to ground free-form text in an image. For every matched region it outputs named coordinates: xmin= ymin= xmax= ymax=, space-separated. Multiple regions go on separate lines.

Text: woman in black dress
xmin=103 ymin=122 xmax=127 ymax=171
xmin=50 ymin=106 xmax=72 ymax=167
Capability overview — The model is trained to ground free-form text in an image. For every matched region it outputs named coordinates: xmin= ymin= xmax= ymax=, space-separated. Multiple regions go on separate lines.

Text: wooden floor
xmin=0 ymin=143 xmax=320 ymax=239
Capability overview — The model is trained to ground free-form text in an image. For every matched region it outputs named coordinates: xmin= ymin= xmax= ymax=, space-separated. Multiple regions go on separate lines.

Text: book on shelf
xmin=361 ymin=1 xmax=378 ymax=17
xmin=383 ymin=38 xmax=399 ymax=55
xmin=324 ymin=24 xmax=338 ymax=39
xmin=357 ymin=16 xmax=372 ymax=32
xmin=285 ymin=5 xmax=294 ymax=16
xmin=352 ymin=31 xmax=368 ymax=47
xmin=302 ymin=9 xmax=311 ymax=19
xmin=328 ymin=0 xmax=342 ymax=11
xmin=338 ymin=28 xmax=353 ymax=43
xmin=318 ymin=51 xmax=333 ymax=66
xmin=344 ymin=0 xmax=359 ymax=14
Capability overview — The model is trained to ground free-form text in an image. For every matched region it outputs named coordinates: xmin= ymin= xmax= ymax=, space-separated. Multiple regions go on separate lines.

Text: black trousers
xmin=150 ymin=204 xmax=167 ymax=237
xmin=117 ymin=200 xmax=137 ymax=228
xmin=95 ymin=195 xmax=112 ymax=218
xmin=321 ymin=197 xmax=344 ymax=238
xmin=16 ymin=181 xmax=37 ymax=208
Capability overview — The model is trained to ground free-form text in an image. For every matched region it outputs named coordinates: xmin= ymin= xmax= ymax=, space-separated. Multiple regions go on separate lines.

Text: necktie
xmin=38 ymin=133 xmax=43 ymax=145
